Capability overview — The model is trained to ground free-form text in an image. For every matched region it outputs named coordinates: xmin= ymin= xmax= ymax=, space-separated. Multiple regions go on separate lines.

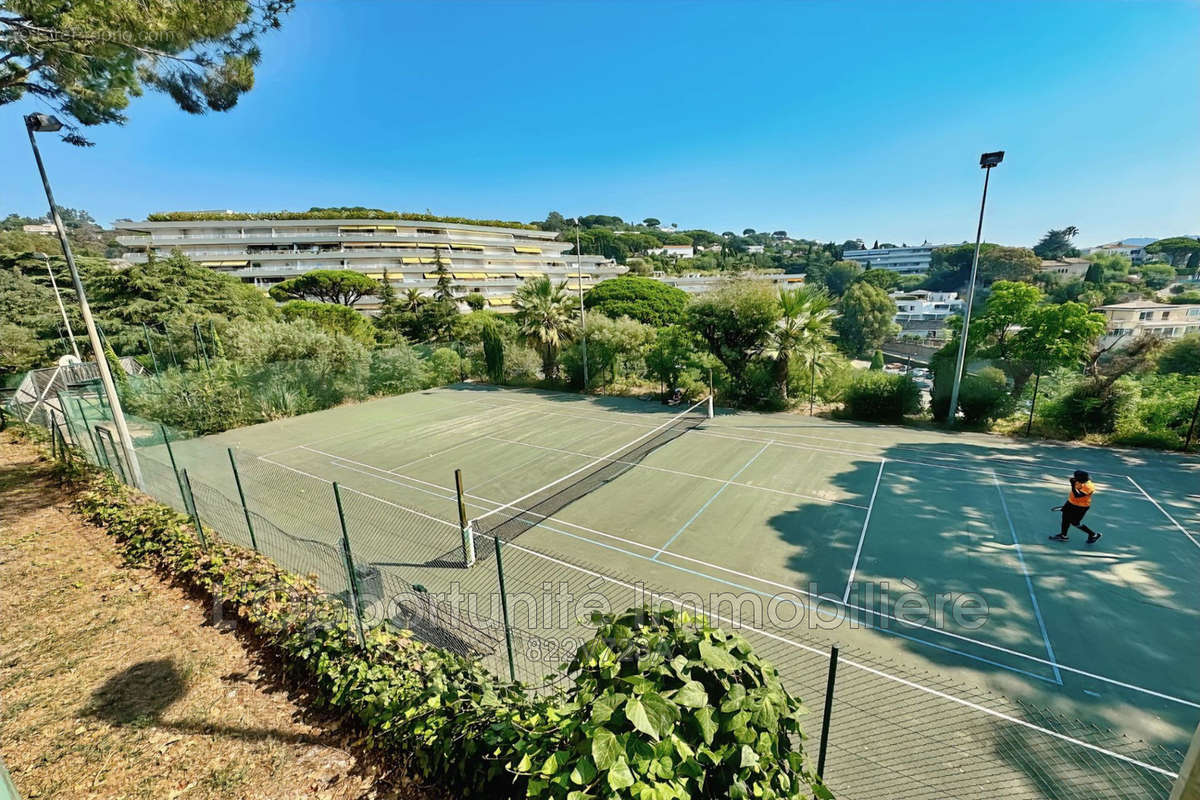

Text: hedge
xmin=840 ymin=371 xmax=921 ymax=422
xmin=146 ymin=208 xmax=538 ymax=230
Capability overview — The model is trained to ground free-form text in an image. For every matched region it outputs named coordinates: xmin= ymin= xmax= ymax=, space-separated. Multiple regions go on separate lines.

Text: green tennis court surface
xmin=131 ymin=384 xmax=1199 ymax=799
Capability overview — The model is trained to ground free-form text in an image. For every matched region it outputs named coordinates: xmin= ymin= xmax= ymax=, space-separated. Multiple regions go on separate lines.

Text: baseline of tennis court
xmin=145 ymin=384 xmax=1200 ymax=784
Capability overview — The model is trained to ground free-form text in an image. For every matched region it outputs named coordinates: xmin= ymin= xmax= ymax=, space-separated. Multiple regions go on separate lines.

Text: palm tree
xmin=401 ymin=288 xmax=424 ymax=313
xmin=763 ymin=286 xmax=837 ymax=404
xmin=512 ymin=277 xmax=578 ymax=380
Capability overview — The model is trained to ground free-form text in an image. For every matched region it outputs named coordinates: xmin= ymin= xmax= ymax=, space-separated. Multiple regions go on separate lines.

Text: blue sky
xmin=1 ymin=0 xmax=1197 ymax=247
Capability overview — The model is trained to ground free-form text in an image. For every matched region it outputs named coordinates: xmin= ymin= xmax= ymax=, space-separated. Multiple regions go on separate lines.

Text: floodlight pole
xmin=25 ymin=115 xmax=143 ymax=489
xmin=575 ymin=220 xmax=588 ymax=389
xmin=947 ymin=152 xmax=1002 ymax=426
xmin=37 ymin=251 xmax=81 ymax=360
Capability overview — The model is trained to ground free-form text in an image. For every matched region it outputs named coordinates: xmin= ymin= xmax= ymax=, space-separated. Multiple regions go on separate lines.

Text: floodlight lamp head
xmin=980 ymin=151 xmax=1005 ymax=168
xmin=25 ymin=113 xmax=64 ymax=133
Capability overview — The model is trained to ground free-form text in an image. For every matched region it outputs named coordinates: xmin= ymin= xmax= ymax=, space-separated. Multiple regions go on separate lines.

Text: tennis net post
xmin=455 ymin=468 xmax=475 ymax=567
xmin=493 ymin=535 xmax=516 ymax=682
xmin=817 ymin=644 xmax=840 ymax=780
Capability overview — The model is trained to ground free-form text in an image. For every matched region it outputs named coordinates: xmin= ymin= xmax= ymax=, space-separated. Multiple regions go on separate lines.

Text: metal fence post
xmin=227 ymin=448 xmax=258 ymax=552
xmin=817 ymin=644 xmax=840 ymax=781
xmin=455 ymin=469 xmax=475 ymax=567
xmin=493 ymin=535 xmax=517 ymax=682
xmin=180 ymin=468 xmax=209 ymax=551
xmin=160 ymin=424 xmax=188 ymax=509
xmin=141 ymin=322 xmax=160 ymax=375
xmin=332 ymin=482 xmax=367 ymax=647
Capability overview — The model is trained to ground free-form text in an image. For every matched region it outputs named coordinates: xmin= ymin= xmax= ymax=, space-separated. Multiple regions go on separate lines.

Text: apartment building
xmin=1095 ymin=300 xmax=1200 ymax=348
xmin=114 ymin=215 xmax=622 ymax=310
xmin=889 ymin=289 xmax=964 ymax=339
xmin=841 ymin=244 xmax=937 ymax=274
xmin=647 ymin=244 xmax=695 ymax=259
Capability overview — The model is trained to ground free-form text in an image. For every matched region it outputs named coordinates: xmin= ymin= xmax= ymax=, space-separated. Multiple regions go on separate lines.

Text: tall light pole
xmin=25 ymin=113 xmax=143 ymax=488
xmin=947 ymin=150 xmax=1004 ymax=426
xmin=573 ymin=219 xmax=588 ymax=389
xmin=35 ymin=251 xmax=81 ymax=360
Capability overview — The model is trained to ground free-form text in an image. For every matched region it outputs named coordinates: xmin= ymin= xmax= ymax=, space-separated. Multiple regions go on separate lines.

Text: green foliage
xmin=0 ymin=321 xmax=44 ymax=375
xmin=1110 ymin=374 xmax=1200 ymax=449
xmin=583 ymin=277 xmax=689 ymax=326
xmin=840 ymin=371 xmax=921 ymax=422
xmin=868 ymin=350 xmax=884 ymax=370
xmin=378 ymin=297 xmax=459 ymax=344
xmin=147 ymin=208 xmax=538 ymax=230
xmin=1037 ymin=374 xmax=1137 ymax=437
xmin=562 ymin=315 xmax=654 ymax=389
xmin=685 ymin=281 xmax=780 ymax=402
xmin=280 ymin=300 xmax=375 ymax=344
xmin=513 ymin=277 xmax=579 ymax=381
xmin=1139 ymin=263 xmax=1175 ymax=289
xmin=644 ymin=325 xmax=706 ymax=394
xmin=427 ymin=346 xmax=464 ymax=385
xmin=820 ymin=260 xmax=862 ymax=296
xmin=465 ymin=292 xmax=487 ymax=311
xmin=1010 ymin=302 xmax=1106 ymax=371
xmin=972 ymin=281 xmax=1044 ymax=359
xmin=481 ymin=321 xmax=506 ymax=384
xmin=762 ymin=286 xmax=838 ymax=403
xmin=925 ymin=244 xmax=1040 ymax=290
xmin=855 ymin=269 xmax=901 ymax=291
xmin=834 ymin=282 xmax=898 ymax=356
xmin=268 ymin=269 xmax=379 ymax=306
xmin=1158 ymin=334 xmax=1200 ymax=375
xmin=1 ymin=1 xmax=294 ymax=144
xmin=1032 ymin=228 xmax=1080 ymax=261
xmin=368 ymin=344 xmax=430 ymax=395
xmin=957 ymin=367 xmax=1010 ymax=426
xmin=508 ymin=607 xmax=827 ymax=800
xmin=1145 ymin=236 xmax=1200 ymax=268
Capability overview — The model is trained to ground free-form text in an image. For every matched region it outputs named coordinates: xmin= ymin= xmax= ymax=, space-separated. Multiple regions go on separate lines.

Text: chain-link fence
xmin=15 ymin=389 xmax=1187 ymax=800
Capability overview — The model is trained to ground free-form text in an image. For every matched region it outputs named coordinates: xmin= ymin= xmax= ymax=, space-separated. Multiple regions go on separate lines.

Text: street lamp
xmin=573 ymin=218 xmax=588 ymax=390
xmin=946 ymin=150 xmax=1004 ymax=426
xmin=34 ymin=251 xmax=82 ymax=360
xmin=25 ymin=113 xmax=143 ymax=488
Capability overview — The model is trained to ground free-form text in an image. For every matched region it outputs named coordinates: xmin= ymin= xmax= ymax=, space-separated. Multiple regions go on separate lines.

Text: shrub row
xmin=65 ymin=464 xmax=828 ymax=799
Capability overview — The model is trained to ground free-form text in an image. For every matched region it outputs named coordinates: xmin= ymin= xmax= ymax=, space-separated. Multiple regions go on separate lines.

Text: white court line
xmin=1127 ymin=475 xmax=1200 ymax=550
xmin=992 ymin=470 xmax=1062 ymax=685
xmin=695 ymin=429 xmax=1143 ymax=496
xmin=483 ymin=434 xmax=867 ymax=510
xmin=842 ymin=459 xmax=885 ymax=604
xmin=651 ymin=441 xmax=773 ymax=560
xmin=499 ymin=537 xmax=1180 ymax=780
xmin=306 ymin=448 xmax=1200 ymax=710
xmin=384 ymin=404 xmax=537 ymax=471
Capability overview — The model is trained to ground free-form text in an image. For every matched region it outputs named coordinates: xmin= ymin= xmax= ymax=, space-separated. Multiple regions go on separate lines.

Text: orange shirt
xmin=1067 ymin=480 xmax=1095 ymax=508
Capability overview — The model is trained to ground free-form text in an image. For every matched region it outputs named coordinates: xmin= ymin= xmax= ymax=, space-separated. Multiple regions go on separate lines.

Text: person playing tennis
xmin=1049 ymin=470 xmax=1101 ymax=544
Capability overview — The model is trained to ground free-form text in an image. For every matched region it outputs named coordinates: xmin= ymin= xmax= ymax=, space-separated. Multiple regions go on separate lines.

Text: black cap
xmin=1073 ymin=470 xmax=1089 ymax=482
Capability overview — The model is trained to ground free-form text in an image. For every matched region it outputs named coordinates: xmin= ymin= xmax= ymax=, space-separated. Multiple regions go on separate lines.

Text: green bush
xmin=481 ymin=321 xmax=505 ymax=383
xmin=280 ymin=299 xmax=376 ymax=344
xmin=368 ymin=344 xmax=430 ymax=395
xmin=1158 ymin=333 xmax=1200 ymax=375
xmin=958 ymin=366 xmax=1011 ymax=426
xmin=1037 ymin=375 xmax=1137 ymax=437
xmin=868 ymin=350 xmax=884 ymax=370
xmin=428 ymin=346 xmax=464 ymax=384
xmin=465 ymin=292 xmax=487 ymax=311
xmin=509 ymin=608 xmax=827 ymax=800
xmin=840 ymin=371 xmax=921 ymax=422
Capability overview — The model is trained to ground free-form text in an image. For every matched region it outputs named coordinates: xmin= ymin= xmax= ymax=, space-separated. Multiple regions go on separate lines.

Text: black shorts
xmin=1062 ymin=503 xmax=1089 ymax=524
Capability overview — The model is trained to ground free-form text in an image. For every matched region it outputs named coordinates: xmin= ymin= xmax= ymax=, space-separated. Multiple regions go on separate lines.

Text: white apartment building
xmin=1095 ymin=300 xmax=1200 ymax=348
xmin=647 ymin=244 xmax=695 ymax=259
xmin=889 ymin=290 xmax=964 ymax=339
xmin=842 ymin=244 xmax=937 ymax=274
xmin=114 ymin=215 xmax=622 ymax=310
xmin=745 ymin=244 xmax=765 ymax=254
xmin=22 ymin=223 xmax=56 ymax=234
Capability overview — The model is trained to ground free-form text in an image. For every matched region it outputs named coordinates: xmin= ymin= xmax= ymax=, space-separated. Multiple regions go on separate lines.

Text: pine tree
xmin=433 ymin=250 xmax=456 ymax=302
xmin=378 ymin=266 xmax=399 ymax=314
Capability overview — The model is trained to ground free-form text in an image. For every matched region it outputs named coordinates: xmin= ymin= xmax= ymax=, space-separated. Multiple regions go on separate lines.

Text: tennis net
xmin=473 ymin=395 xmax=711 ymax=544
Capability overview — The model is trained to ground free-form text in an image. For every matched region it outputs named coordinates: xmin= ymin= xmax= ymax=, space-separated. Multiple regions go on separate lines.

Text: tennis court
xmin=125 ymin=384 xmax=1198 ymax=799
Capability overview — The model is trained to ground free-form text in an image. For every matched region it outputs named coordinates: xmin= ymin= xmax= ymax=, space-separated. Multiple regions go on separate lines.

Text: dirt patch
xmin=0 ymin=431 xmax=438 ymax=800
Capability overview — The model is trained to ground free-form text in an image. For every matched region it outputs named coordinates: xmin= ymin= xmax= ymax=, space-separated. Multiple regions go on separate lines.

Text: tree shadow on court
xmin=764 ymin=435 xmax=1194 ymax=797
